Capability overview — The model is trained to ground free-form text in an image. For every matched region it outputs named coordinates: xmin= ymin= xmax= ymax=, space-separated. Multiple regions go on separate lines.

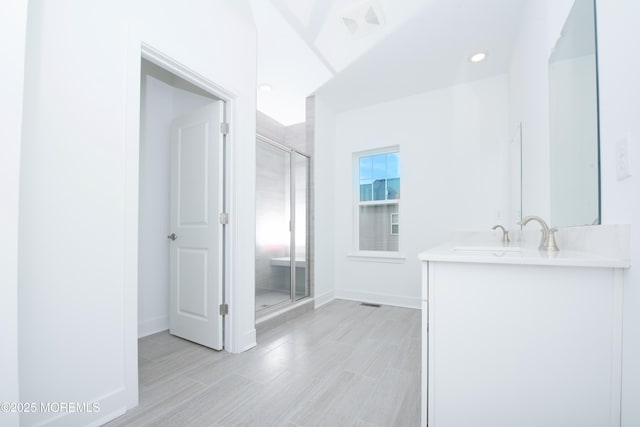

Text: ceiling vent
xmin=341 ymin=1 xmax=385 ymax=37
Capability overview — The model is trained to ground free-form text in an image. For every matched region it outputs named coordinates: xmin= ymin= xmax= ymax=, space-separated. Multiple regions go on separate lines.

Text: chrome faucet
xmin=492 ymin=224 xmax=510 ymax=245
xmin=518 ymin=215 xmax=559 ymax=251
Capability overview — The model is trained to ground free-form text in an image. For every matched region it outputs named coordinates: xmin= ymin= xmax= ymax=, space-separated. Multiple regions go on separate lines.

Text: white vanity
xmin=419 ymin=228 xmax=630 ymax=427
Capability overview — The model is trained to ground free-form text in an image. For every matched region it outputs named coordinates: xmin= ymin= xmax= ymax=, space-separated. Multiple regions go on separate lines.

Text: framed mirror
xmin=549 ymin=0 xmax=600 ymax=227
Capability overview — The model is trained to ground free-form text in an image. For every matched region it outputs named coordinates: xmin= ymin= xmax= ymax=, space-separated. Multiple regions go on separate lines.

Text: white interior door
xmin=169 ymin=101 xmax=224 ymax=350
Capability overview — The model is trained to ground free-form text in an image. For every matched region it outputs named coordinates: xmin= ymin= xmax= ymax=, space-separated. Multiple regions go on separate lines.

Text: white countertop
xmin=419 ymin=243 xmax=630 ymax=269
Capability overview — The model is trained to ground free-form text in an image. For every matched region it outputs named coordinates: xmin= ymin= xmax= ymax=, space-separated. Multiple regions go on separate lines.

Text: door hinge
xmin=220 ymin=122 xmax=229 ymax=135
xmin=219 ymin=303 xmax=229 ymax=316
xmin=219 ymin=212 xmax=229 ymax=225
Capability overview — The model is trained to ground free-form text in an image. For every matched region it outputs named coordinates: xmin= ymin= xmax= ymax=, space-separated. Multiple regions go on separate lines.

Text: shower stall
xmin=255 ymin=136 xmax=310 ymax=315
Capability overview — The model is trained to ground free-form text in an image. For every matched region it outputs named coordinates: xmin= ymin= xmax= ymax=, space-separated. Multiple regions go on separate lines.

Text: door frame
xmin=123 ymin=42 xmax=237 ymax=408
xmin=140 ymin=45 xmax=233 ymax=343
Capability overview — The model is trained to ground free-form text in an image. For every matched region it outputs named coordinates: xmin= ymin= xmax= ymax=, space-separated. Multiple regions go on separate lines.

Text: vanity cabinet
xmin=419 ymin=249 xmax=628 ymax=427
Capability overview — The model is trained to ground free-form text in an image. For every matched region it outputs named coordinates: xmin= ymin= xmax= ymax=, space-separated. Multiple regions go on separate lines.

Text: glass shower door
xmin=255 ymin=140 xmax=291 ymax=311
xmin=255 ymin=136 xmax=310 ymax=315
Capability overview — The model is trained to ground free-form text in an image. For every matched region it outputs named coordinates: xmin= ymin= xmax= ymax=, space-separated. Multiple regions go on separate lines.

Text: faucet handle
xmin=492 ymin=224 xmax=510 ymax=244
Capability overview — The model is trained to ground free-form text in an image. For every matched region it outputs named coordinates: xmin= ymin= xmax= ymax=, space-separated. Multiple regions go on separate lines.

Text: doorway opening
xmin=138 ymin=57 xmax=227 ymax=350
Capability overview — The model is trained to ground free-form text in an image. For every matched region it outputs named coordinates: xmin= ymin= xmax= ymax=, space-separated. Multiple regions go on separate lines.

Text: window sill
xmin=347 ymin=252 xmax=406 ymax=263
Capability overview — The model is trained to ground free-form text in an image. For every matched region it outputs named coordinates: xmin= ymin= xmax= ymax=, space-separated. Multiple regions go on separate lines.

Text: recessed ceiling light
xmin=258 ymin=83 xmax=272 ymax=92
xmin=470 ymin=52 xmax=487 ymax=63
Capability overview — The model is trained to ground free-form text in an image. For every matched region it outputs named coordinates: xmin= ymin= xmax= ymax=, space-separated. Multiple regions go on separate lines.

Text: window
xmin=355 ymin=148 xmax=400 ymax=253
xmin=391 ymin=213 xmax=399 ymax=235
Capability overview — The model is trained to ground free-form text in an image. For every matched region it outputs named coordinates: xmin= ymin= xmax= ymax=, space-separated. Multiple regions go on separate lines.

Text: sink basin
xmin=453 ymin=245 xmax=522 ymax=253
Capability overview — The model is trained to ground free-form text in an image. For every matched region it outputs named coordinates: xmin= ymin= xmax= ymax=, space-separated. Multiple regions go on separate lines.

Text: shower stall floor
xmin=255 ymin=288 xmax=290 ymax=311
xmin=256 ymin=288 xmax=305 ymax=311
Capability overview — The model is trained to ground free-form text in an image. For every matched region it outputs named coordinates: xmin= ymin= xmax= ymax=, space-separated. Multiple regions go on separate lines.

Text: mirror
xmin=509 ymin=123 xmax=523 ymax=228
xmin=549 ymin=0 xmax=600 ymax=227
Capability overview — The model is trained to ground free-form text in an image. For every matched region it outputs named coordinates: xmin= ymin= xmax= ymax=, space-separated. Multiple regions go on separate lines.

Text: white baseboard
xmin=137 ymin=315 xmax=169 ymax=338
xmin=334 ymin=289 xmax=421 ymax=310
xmin=314 ymin=290 xmax=335 ymax=309
xmin=33 ymin=387 xmax=127 ymax=427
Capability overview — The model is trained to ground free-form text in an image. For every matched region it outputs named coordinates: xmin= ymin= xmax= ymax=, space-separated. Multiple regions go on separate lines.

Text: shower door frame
xmin=256 ymin=134 xmax=311 ymax=316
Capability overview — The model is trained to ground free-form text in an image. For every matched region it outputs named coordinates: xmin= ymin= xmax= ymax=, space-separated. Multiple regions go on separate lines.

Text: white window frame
xmin=391 ymin=213 xmax=399 ymax=235
xmin=350 ymin=146 xmax=404 ymax=261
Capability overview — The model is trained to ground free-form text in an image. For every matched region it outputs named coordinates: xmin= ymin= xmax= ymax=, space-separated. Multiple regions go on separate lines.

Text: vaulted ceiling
xmin=240 ymin=0 xmax=528 ymax=125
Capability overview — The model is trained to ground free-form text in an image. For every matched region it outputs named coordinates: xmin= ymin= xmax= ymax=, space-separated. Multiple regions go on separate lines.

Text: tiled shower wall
xmin=255 ymin=141 xmax=290 ymax=292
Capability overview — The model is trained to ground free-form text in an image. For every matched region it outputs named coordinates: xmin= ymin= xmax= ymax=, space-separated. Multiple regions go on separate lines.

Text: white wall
xmin=0 ymin=1 xmax=28 ymax=426
xmin=596 ymin=1 xmax=640 ymax=425
xmin=138 ymin=60 xmax=218 ymax=338
xmin=18 ymin=1 xmax=256 ymax=426
xmin=285 ymin=122 xmax=308 ymax=153
xmin=316 ymin=75 xmax=509 ymax=308
xmin=139 ymin=62 xmax=174 ymax=338
xmin=313 ymin=98 xmax=337 ymax=307
xmin=509 ymin=1 xmax=640 ymax=424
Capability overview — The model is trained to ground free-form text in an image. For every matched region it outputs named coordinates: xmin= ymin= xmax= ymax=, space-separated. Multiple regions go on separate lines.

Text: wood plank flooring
xmin=105 ymin=299 xmax=421 ymax=427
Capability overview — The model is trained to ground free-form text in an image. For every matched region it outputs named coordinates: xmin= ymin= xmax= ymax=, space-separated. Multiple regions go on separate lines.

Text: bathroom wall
xmin=18 ymin=1 xmax=256 ymax=424
xmin=0 ymin=0 xmax=28 ymax=424
xmin=315 ymin=75 xmax=509 ymax=308
xmin=138 ymin=59 xmax=218 ymax=337
xmin=509 ymin=1 xmax=640 ymax=424
xmin=304 ymin=97 xmax=316 ymax=303
xmin=313 ymin=97 xmax=337 ymax=307
xmin=596 ymin=1 xmax=640 ymax=425
xmin=257 ymin=110 xmax=287 ymax=142
xmin=286 ymin=123 xmax=308 ymax=153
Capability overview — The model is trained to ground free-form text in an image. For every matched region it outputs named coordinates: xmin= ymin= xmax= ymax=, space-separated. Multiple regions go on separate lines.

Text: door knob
xmin=167 ymin=233 xmax=178 ymax=241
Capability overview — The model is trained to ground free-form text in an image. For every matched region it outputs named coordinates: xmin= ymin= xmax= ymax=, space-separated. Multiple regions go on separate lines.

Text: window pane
xmin=359 ymin=156 xmax=373 ymax=181
xmin=373 ymin=179 xmax=386 ymax=201
xmin=360 ymin=183 xmax=372 ymax=201
xmin=356 ymin=150 xmax=400 ymax=252
xmin=372 ymin=154 xmax=387 ymax=180
xmin=359 ymin=203 xmax=399 ymax=251
xmin=387 ymin=178 xmax=400 ymax=199
xmin=386 ymin=152 xmax=399 ymax=178
xmin=359 ymin=152 xmax=400 ymax=202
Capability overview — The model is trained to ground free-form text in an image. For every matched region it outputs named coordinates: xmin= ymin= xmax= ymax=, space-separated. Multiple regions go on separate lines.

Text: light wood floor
xmin=105 ymin=299 xmax=421 ymax=427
